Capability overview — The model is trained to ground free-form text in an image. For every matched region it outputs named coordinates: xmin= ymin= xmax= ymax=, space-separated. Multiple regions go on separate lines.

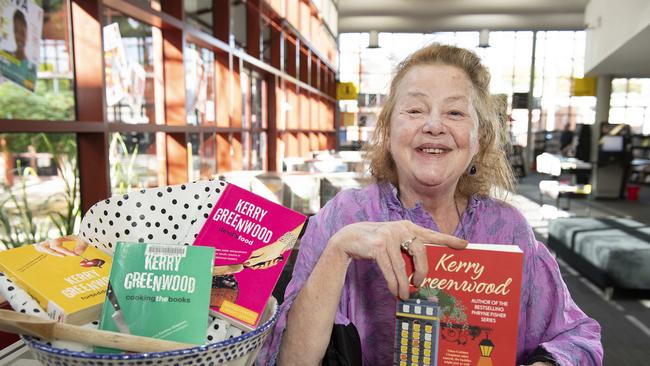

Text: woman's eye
xmin=406 ymin=109 xmax=422 ymax=115
xmin=448 ymin=110 xmax=466 ymax=117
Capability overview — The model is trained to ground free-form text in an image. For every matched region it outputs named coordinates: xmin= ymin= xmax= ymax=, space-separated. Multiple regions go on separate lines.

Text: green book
xmin=97 ymin=242 xmax=215 ymax=353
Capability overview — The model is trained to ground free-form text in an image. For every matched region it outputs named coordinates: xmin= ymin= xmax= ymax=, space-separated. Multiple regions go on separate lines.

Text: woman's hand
xmin=34 ymin=235 xmax=88 ymax=257
xmin=328 ymin=220 xmax=467 ymax=300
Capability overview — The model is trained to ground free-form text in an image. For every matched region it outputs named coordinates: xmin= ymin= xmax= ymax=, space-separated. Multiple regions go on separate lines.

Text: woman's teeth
xmin=420 ymin=148 xmax=445 ymax=154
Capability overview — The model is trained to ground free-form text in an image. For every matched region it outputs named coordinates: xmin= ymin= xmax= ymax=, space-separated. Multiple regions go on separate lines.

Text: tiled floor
xmin=511 ymin=173 xmax=650 ymax=366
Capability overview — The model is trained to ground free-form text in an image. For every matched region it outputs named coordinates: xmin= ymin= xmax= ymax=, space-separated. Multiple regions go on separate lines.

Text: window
xmin=188 ymin=133 xmax=217 ymax=180
xmin=103 ymin=10 xmax=156 ymax=124
xmin=184 ymin=0 xmax=213 ymax=34
xmin=609 ymin=78 xmax=650 ymax=134
xmin=109 ymin=132 xmax=162 ymax=193
xmin=534 ymin=31 xmax=595 ymax=136
xmin=0 ymin=133 xmax=78 ymax=249
xmin=0 ymin=0 xmax=336 ymax=225
xmin=185 ymin=43 xmax=216 ymax=126
xmin=338 ymin=31 xmax=596 ymax=148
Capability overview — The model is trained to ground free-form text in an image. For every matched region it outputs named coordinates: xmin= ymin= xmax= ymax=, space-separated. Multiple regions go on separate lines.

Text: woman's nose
xmin=422 ymin=114 xmax=445 ymax=135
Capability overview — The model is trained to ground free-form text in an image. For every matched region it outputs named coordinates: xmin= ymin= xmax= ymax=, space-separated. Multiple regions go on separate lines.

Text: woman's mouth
xmin=416 ymin=147 xmax=449 ymax=155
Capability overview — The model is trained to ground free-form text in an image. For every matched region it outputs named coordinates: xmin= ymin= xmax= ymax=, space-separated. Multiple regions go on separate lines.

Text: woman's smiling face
xmin=389 ymin=63 xmax=480 ymax=194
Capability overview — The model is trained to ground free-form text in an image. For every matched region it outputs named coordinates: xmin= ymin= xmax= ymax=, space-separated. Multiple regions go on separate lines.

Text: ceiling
xmin=586 ymin=24 xmax=650 ymax=77
xmin=337 ymin=0 xmax=590 ymax=33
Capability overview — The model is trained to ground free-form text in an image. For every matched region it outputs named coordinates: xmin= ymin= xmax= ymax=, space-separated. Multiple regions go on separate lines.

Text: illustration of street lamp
xmin=476 ymin=334 xmax=494 ymax=366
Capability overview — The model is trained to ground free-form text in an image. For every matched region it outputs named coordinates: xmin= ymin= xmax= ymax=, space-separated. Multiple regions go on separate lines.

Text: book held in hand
xmin=0 ymin=242 xmax=112 ymax=325
xmin=193 ymin=183 xmax=306 ymax=329
xmin=97 ymin=242 xmax=214 ymax=353
xmin=395 ymin=243 xmax=523 ymax=366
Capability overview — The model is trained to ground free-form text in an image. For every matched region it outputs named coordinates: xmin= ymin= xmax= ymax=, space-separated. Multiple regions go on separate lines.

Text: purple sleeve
xmin=523 ymin=241 xmax=603 ymax=365
xmin=256 ymin=193 xmax=353 ymax=365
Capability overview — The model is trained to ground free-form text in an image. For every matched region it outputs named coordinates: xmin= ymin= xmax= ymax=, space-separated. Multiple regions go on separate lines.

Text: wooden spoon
xmin=0 ymin=309 xmax=195 ymax=353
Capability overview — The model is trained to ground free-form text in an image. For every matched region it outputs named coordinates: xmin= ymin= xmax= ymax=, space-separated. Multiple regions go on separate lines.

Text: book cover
xmin=0 ymin=242 xmax=112 ymax=325
xmin=97 ymin=242 xmax=214 ymax=352
xmin=395 ymin=244 xmax=523 ymax=366
xmin=193 ymin=183 xmax=307 ymax=329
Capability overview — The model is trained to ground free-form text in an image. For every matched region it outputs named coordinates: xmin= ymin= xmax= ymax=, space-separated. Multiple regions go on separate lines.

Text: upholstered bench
xmin=548 ymin=217 xmax=650 ymax=296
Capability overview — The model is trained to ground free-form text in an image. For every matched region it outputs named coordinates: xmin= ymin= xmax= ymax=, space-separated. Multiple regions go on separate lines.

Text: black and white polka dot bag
xmin=79 ymin=179 xmax=227 ymax=254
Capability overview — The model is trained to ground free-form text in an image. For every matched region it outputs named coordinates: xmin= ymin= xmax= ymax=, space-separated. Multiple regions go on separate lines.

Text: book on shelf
xmin=395 ymin=243 xmax=523 ymax=366
xmin=0 ymin=241 xmax=112 ymax=325
xmin=96 ymin=242 xmax=214 ymax=353
xmin=193 ymin=183 xmax=307 ymax=330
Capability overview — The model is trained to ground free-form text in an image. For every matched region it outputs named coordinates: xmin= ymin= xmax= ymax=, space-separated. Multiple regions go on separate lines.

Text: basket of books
xmin=0 ymin=180 xmax=306 ymax=366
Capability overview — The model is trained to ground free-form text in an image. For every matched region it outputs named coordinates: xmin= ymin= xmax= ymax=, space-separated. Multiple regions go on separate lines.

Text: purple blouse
xmin=258 ymin=182 xmax=602 ymax=365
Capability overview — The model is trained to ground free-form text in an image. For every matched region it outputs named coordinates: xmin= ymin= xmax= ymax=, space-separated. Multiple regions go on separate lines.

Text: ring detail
xmin=400 ymin=236 xmax=417 ymax=252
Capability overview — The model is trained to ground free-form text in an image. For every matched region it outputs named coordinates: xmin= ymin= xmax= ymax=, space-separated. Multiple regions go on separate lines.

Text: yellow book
xmin=0 ymin=242 xmax=112 ymax=325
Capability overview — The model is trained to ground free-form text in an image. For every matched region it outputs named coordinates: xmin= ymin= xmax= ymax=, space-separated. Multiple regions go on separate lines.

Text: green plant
xmin=0 ymin=165 xmax=50 ymax=249
xmin=109 ymin=133 xmax=140 ymax=194
xmin=0 ymin=134 xmax=80 ymax=249
xmin=0 ymin=81 xmax=74 ymax=121
xmin=41 ymin=134 xmax=80 ymax=237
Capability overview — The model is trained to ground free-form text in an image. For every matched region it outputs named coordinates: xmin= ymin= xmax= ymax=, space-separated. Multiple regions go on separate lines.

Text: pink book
xmin=193 ymin=183 xmax=306 ymax=329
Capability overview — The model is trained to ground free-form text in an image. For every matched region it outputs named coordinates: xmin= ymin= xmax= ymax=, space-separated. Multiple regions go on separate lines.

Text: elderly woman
xmin=258 ymin=44 xmax=602 ymax=366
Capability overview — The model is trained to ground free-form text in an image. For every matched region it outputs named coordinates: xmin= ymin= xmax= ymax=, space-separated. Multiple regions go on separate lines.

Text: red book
xmin=396 ymin=244 xmax=523 ymax=366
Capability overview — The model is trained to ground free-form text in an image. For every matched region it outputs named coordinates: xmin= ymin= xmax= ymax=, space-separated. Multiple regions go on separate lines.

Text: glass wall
xmin=0 ymin=0 xmax=337 ymax=250
xmin=338 ymin=31 xmax=597 ymax=149
xmin=0 ymin=1 xmax=77 ymax=249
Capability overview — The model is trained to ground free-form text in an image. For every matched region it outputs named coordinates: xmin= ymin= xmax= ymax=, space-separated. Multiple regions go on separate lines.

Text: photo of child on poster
xmin=0 ymin=0 xmax=43 ymax=91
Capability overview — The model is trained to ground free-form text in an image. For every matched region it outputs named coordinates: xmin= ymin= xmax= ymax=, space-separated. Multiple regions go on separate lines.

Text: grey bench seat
xmin=548 ymin=217 xmax=650 ymax=291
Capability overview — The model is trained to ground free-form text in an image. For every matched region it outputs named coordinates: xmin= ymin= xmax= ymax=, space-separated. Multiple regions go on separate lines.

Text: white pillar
xmin=592 ymin=75 xmax=613 ymax=198
xmin=591 ymin=75 xmax=612 ymax=163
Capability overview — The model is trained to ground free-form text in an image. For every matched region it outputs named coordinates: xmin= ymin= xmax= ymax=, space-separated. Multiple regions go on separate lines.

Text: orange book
xmin=0 ymin=242 xmax=112 ymax=324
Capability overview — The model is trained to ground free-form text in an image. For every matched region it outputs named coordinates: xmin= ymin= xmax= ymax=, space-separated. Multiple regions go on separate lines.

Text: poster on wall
xmin=124 ymin=61 xmax=145 ymax=115
xmin=0 ymin=0 xmax=43 ymax=91
xmin=103 ymin=22 xmax=128 ymax=106
xmin=185 ymin=47 xmax=208 ymax=123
